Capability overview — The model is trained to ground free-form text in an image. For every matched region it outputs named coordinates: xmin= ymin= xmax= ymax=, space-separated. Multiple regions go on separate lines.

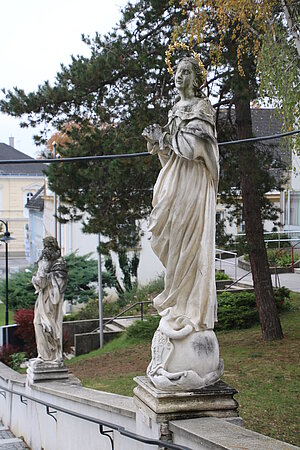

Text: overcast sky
xmin=0 ymin=0 xmax=130 ymax=157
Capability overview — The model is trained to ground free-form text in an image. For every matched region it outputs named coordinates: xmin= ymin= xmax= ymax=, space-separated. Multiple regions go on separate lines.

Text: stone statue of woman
xmin=31 ymin=236 xmax=68 ymax=365
xmin=143 ymin=56 xmax=223 ymax=391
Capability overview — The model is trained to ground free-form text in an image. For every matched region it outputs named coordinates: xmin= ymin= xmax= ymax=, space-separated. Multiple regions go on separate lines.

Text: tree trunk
xmin=235 ymin=95 xmax=283 ymax=341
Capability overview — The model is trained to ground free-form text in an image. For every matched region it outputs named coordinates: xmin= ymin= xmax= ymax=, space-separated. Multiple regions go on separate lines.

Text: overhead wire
xmin=0 ymin=129 xmax=299 ymax=165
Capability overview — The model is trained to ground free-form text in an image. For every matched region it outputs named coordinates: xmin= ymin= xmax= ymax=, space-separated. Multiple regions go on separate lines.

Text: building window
xmin=26 ymin=192 xmax=34 ymax=203
xmin=23 ymin=192 xmax=34 ymax=218
xmin=239 ymin=213 xmax=246 ymax=233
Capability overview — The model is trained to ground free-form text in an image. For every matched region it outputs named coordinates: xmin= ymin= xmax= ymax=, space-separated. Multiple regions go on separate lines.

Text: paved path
xmin=0 ymin=424 xmax=28 ymax=449
xmin=218 ymin=258 xmax=300 ymax=292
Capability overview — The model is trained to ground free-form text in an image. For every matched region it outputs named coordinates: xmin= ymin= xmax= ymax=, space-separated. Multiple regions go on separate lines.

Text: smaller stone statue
xmin=31 ymin=236 xmax=68 ymax=366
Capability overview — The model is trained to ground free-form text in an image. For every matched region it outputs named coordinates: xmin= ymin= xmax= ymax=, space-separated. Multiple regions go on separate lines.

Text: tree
xmin=258 ymin=1 xmax=300 ymax=141
xmin=0 ymin=1 xmax=182 ymax=259
xmin=1 ymin=253 xmax=114 ymax=310
xmin=173 ymin=0 xmax=288 ymax=340
xmin=0 ymin=0 xmax=291 ymax=339
xmin=281 ymin=0 xmax=300 ymax=57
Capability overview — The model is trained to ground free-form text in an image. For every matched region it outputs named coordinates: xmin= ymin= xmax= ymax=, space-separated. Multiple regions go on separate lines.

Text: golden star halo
xmin=165 ymin=42 xmax=207 ymax=86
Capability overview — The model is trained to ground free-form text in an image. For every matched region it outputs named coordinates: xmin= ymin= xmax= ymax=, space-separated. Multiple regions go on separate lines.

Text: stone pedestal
xmin=27 ymin=359 xmax=69 ymax=384
xmin=133 ymin=376 xmax=239 ymax=442
xmin=134 ymin=376 xmax=239 ymax=422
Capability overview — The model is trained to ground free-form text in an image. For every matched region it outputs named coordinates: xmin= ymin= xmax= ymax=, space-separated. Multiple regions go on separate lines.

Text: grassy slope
xmin=67 ymin=293 xmax=300 ymax=446
xmin=0 ymin=304 xmax=14 ymax=325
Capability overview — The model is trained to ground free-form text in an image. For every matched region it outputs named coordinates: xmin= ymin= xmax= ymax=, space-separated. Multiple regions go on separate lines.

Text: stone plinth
xmin=27 ymin=359 xmax=69 ymax=384
xmin=133 ymin=376 xmax=239 ymax=423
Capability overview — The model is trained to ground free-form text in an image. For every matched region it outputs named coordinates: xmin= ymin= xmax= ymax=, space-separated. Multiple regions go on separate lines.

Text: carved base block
xmin=147 ymin=328 xmax=224 ymax=391
xmin=27 ymin=359 xmax=69 ymax=384
xmin=133 ymin=376 xmax=239 ymax=423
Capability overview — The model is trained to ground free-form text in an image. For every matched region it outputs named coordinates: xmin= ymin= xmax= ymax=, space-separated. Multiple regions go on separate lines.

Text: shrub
xmin=10 ymin=352 xmax=26 ymax=371
xmin=216 ymin=291 xmax=258 ymax=331
xmin=14 ymin=309 xmax=36 ymax=358
xmin=274 ymin=287 xmax=291 ymax=312
xmin=244 ymin=249 xmax=293 ymax=267
xmin=126 ymin=315 xmax=160 ymax=341
xmin=1 ymin=253 xmax=115 ymax=311
xmin=267 ymin=248 xmax=293 ymax=267
xmin=118 ymin=276 xmax=163 ymax=307
xmin=64 ymin=276 xmax=163 ymax=322
xmin=216 ymin=288 xmax=290 ymax=331
xmin=13 ymin=309 xmax=72 ymax=357
xmin=215 ymin=271 xmax=230 ymax=281
xmin=0 ymin=344 xmax=18 ymax=367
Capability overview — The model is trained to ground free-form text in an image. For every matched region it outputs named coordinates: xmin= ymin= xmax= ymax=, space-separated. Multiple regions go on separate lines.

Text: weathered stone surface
xmin=169 ymin=417 xmax=299 ymax=450
xmin=31 ymin=236 xmax=68 ymax=364
xmin=26 ymin=359 xmax=68 ymax=384
xmin=31 ymin=380 xmax=136 ymax=418
xmin=143 ymin=57 xmax=223 ymax=391
xmin=133 ymin=376 xmax=239 ymax=423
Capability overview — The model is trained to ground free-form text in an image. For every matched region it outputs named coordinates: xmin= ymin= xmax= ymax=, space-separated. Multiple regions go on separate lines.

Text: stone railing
xmin=0 ymin=363 xmax=298 ymax=450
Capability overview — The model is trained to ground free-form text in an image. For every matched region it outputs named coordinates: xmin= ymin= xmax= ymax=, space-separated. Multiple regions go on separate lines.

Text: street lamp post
xmin=0 ymin=220 xmax=15 ymax=345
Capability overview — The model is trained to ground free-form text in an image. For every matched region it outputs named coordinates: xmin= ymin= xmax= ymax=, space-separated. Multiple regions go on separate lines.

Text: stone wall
xmin=0 ymin=364 xmax=298 ymax=450
xmin=74 ymin=330 xmax=121 ymax=356
xmin=63 ymin=319 xmax=100 ymax=344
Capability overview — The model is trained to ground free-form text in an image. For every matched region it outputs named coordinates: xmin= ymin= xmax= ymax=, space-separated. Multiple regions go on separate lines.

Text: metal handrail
xmin=215 ymin=248 xmax=237 ymax=256
xmin=0 ymin=383 xmax=191 ymax=450
xmin=215 ymin=248 xmax=238 ymax=280
xmin=224 ymin=270 xmax=252 ymax=291
xmin=92 ymin=300 xmax=153 ymax=333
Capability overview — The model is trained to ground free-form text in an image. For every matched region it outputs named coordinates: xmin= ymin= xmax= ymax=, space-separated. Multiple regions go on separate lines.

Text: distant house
xmin=26 ymin=183 xmax=163 ymax=285
xmin=0 ymin=141 xmax=46 ymax=259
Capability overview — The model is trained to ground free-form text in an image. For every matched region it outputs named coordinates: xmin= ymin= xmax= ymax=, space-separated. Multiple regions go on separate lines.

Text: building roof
xmin=0 ymin=143 xmax=47 ymax=176
xmin=219 ymin=108 xmax=290 ymax=162
xmin=25 ymin=185 xmax=44 ymax=211
xmin=251 ymin=108 xmax=282 ymax=135
xmin=251 ymin=108 xmax=290 ymax=164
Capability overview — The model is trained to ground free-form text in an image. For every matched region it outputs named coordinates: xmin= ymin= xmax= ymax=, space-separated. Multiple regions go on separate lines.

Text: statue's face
xmin=42 ymin=238 xmax=59 ymax=261
xmin=175 ymin=61 xmax=196 ymax=93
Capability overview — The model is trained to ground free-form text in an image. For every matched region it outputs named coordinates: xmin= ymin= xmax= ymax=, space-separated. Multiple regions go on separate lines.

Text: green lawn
xmin=0 ymin=303 xmax=14 ymax=325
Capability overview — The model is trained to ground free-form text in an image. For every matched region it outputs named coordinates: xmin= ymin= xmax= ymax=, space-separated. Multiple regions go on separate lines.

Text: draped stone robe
xmin=32 ymin=257 xmax=68 ymax=362
xmin=149 ymin=97 xmax=219 ymax=333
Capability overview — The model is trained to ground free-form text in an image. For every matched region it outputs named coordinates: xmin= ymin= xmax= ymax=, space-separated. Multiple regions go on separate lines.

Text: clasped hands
xmin=142 ymin=124 xmax=163 ymax=144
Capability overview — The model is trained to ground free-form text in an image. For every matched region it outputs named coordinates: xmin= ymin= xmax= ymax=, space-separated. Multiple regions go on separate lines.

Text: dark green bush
xmin=126 ymin=315 xmax=160 ymax=341
xmin=274 ymin=286 xmax=291 ymax=312
xmin=65 ymin=276 xmax=163 ymax=321
xmin=244 ymin=248 xmax=293 ymax=267
xmin=216 ymin=291 xmax=258 ymax=331
xmin=216 ymin=287 xmax=290 ymax=331
xmin=2 ymin=253 xmax=114 ymax=311
xmin=64 ymin=298 xmax=123 ymax=321
xmin=215 ymin=271 xmax=230 ymax=281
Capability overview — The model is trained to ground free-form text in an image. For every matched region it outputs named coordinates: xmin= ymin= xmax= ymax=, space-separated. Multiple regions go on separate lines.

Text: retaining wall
xmin=0 ymin=363 xmax=298 ymax=450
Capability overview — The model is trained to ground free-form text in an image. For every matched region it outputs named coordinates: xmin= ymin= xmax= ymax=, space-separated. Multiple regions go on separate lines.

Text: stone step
xmin=104 ymin=322 xmax=124 ymax=332
xmin=114 ymin=317 xmax=139 ymax=328
xmin=104 ymin=317 xmax=141 ymax=333
xmin=293 ymin=267 xmax=300 ymax=274
xmin=0 ymin=438 xmax=24 ymax=447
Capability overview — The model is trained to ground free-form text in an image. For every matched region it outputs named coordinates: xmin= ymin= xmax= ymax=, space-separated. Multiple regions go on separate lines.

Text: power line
xmin=0 ymin=129 xmax=299 ymax=165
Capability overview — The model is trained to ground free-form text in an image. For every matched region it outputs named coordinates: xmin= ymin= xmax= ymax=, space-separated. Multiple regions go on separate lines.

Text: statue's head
xmin=42 ymin=236 xmax=61 ymax=261
xmin=175 ymin=57 xmax=204 ymax=98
